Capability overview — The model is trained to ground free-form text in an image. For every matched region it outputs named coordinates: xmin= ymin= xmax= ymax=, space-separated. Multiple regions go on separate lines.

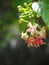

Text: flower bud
xmin=24 ymin=3 xmax=28 ymax=7
xmin=29 ymin=15 xmax=32 ymax=18
xmin=32 ymin=15 xmax=34 ymax=18
xmin=19 ymin=18 xmax=24 ymax=23
xmin=36 ymin=14 xmax=40 ymax=18
xmin=17 ymin=5 xmax=22 ymax=8
xmin=17 ymin=5 xmax=25 ymax=12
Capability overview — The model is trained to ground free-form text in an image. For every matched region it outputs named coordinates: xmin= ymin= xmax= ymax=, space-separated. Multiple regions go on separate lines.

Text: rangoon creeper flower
xmin=40 ymin=26 xmax=46 ymax=39
xmin=21 ymin=32 xmax=29 ymax=40
xmin=27 ymin=22 xmax=33 ymax=28
xmin=21 ymin=22 xmax=46 ymax=47
xmin=23 ymin=36 xmax=46 ymax=48
xmin=31 ymin=36 xmax=45 ymax=47
xmin=26 ymin=22 xmax=38 ymax=35
xmin=32 ymin=2 xmax=40 ymax=12
xmin=25 ymin=36 xmax=45 ymax=47
xmin=26 ymin=38 xmax=33 ymax=47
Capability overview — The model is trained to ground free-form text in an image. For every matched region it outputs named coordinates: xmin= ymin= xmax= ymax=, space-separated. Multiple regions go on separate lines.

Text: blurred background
xmin=0 ymin=0 xmax=49 ymax=65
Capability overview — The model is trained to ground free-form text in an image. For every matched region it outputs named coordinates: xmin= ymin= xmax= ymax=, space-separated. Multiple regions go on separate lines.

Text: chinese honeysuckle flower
xmin=34 ymin=24 xmax=38 ymax=28
xmin=27 ymin=22 xmax=33 ymax=28
xmin=27 ymin=22 xmax=38 ymax=28
xmin=25 ymin=36 xmax=46 ymax=47
xmin=26 ymin=38 xmax=33 ymax=47
xmin=21 ymin=22 xmax=46 ymax=48
xmin=26 ymin=22 xmax=38 ymax=35
xmin=32 ymin=2 xmax=40 ymax=12
xmin=21 ymin=32 xmax=29 ymax=40
xmin=32 ymin=36 xmax=45 ymax=47
xmin=26 ymin=27 xmax=36 ymax=33
xmin=39 ymin=26 xmax=46 ymax=39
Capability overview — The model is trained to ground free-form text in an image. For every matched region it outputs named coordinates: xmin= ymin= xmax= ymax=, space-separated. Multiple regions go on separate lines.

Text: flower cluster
xmin=21 ymin=22 xmax=46 ymax=47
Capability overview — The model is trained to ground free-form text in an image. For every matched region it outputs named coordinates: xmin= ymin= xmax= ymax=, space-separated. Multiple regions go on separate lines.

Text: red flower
xmin=32 ymin=36 xmax=45 ymax=47
xmin=26 ymin=36 xmax=45 ymax=47
xmin=26 ymin=38 xmax=32 ymax=47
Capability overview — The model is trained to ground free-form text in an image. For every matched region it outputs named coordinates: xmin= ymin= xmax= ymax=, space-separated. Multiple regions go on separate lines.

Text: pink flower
xmin=26 ymin=22 xmax=38 ymax=35
xmin=26 ymin=27 xmax=36 ymax=33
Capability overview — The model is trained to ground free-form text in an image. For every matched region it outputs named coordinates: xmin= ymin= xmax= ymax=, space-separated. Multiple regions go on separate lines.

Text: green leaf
xmin=38 ymin=0 xmax=49 ymax=27
xmin=41 ymin=0 xmax=49 ymax=4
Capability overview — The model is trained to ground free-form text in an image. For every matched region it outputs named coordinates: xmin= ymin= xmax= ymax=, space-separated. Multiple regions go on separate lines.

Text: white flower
xmin=27 ymin=22 xmax=33 ymax=28
xmin=21 ymin=32 xmax=29 ymax=40
xmin=34 ymin=24 xmax=38 ymax=28
xmin=32 ymin=2 xmax=40 ymax=12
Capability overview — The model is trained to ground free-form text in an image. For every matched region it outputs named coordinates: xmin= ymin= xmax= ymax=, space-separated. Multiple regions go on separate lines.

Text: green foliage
xmin=41 ymin=0 xmax=49 ymax=4
xmin=38 ymin=0 xmax=49 ymax=27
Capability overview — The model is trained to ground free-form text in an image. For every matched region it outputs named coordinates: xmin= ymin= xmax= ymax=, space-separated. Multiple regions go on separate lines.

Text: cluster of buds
xmin=18 ymin=2 xmax=40 ymax=25
xmin=21 ymin=22 xmax=46 ymax=47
